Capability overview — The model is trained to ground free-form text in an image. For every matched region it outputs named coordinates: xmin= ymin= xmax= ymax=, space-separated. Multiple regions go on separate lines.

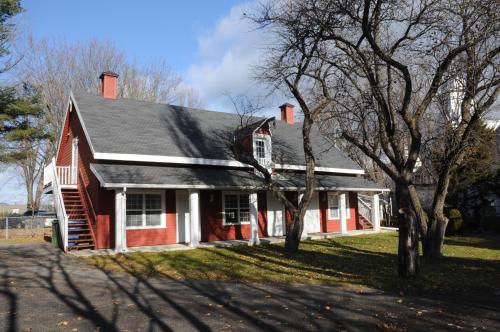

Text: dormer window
xmin=253 ymin=133 xmax=272 ymax=167
xmin=255 ymin=139 xmax=266 ymax=160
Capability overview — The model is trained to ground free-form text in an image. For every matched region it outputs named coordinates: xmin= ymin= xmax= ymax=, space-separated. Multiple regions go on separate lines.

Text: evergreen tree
xmin=0 ymin=0 xmax=22 ymax=72
xmin=447 ymin=124 xmax=500 ymax=227
xmin=0 ymin=83 xmax=51 ymax=210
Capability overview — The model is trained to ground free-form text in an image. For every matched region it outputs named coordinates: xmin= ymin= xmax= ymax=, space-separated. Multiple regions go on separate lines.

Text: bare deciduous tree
xmin=224 ymin=95 xmax=321 ymax=252
xmin=15 ymin=37 xmax=202 ymax=154
xmin=9 ymin=37 xmax=201 ymax=210
xmin=251 ymin=0 xmax=499 ymax=276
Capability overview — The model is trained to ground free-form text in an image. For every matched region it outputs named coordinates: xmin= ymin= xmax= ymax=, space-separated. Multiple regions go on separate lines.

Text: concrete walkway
xmin=70 ymin=229 xmax=394 ymax=257
xmin=1 ymin=243 xmax=498 ymax=331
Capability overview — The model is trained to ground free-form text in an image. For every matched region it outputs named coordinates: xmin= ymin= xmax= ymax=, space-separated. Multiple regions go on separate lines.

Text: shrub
xmin=446 ymin=209 xmax=463 ymax=235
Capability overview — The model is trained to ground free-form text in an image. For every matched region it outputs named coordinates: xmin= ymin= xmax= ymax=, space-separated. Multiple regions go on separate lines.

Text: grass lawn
xmin=85 ymin=232 xmax=500 ymax=295
xmin=0 ymin=228 xmax=47 ymax=244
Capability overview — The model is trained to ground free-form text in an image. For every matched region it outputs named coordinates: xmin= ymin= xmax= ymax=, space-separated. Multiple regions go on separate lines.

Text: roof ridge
xmin=73 ymin=90 xmax=269 ymax=119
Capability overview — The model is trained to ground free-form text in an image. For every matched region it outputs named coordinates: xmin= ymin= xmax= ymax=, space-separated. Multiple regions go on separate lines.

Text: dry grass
xmin=85 ymin=232 xmax=500 ymax=295
xmin=0 ymin=228 xmax=48 ymax=244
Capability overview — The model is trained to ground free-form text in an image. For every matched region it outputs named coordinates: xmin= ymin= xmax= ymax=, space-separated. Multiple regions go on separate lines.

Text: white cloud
xmin=187 ymin=1 xmax=288 ymax=116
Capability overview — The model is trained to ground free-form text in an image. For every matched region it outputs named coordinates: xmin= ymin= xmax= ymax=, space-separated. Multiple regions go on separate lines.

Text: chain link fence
xmin=0 ymin=216 xmax=55 ymax=242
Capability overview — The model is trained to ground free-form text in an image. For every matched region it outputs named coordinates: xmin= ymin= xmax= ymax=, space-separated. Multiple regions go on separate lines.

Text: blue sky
xmin=1 ymin=0 xmax=289 ymax=204
xmin=21 ymin=0 xmax=244 ymax=73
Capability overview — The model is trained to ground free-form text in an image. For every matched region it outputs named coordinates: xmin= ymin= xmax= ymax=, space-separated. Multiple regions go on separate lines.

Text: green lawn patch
xmin=84 ymin=232 xmax=500 ymax=295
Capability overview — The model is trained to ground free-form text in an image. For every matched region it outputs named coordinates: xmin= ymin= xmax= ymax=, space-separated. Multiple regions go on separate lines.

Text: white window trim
xmin=253 ymin=133 xmax=272 ymax=165
xmin=126 ymin=190 xmax=166 ymax=230
xmin=327 ymin=192 xmax=350 ymax=220
xmin=255 ymin=139 xmax=266 ymax=159
xmin=222 ymin=191 xmax=251 ymax=226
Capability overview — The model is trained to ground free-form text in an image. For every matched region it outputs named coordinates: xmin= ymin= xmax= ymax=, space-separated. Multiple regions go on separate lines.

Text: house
xmin=43 ymin=72 xmax=388 ymax=252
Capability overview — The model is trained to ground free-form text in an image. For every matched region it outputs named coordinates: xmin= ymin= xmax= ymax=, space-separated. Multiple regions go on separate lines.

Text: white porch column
xmin=298 ymin=193 xmax=307 ymax=239
xmin=189 ymin=190 xmax=201 ymax=246
xmin=371 ymin=193 xmax=381 ymax=231
xmin=71 ymin=137 xmax=79 ymax=184
xmin=249 ymin=192 xmax=260 ymax=246
xmin=115 ymin=188 xmax=128 ymax=253
xmin=339 ymin=192 xmax=348 ymax=234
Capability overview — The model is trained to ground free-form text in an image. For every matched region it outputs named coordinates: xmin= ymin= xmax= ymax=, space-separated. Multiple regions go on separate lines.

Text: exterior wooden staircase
xmin=358 ymin=214 xmax=373 ymax=229
xmin=62 ymin=188 xmax=96 ymax=250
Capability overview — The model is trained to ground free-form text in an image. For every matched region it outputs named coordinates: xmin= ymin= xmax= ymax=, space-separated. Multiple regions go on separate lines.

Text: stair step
xmin=67 ymin=245 xmax=95 ymax=250
xmin=69 ymin=239 xmax=94 ymax=243
xmin=61 ymin=188 xmax=96 ymax=251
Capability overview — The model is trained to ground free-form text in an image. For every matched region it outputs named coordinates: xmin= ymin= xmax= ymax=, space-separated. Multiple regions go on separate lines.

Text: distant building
xmin=0 ymin=204 xmax=28 ymax=216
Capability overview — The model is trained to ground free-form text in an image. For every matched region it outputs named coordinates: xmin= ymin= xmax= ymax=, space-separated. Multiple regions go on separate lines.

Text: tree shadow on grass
xmin=2 ymin=243 xmax=500 ymax=331
xmin=0 ymin=258 xmax=17 ymax=332
xmin=106 ymin=251 xmax=294 ymax=332
xmin=444 ymin=234 xmax=500 ymax=251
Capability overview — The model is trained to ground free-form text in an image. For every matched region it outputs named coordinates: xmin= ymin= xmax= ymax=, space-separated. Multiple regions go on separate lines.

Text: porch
xmin=68 ymin=228 xmax=393 ymax=257
xmin=44 ymin=159 xmax=389 ymax=252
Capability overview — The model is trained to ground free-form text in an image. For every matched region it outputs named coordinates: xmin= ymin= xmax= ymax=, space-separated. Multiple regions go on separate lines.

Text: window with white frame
xmin=126 ymin=192 xmax=165 ymax=228
xmin=327 ymin=193 xmax=350 ymax=220
xmin=255 ymin=139 xmax=266 ymax=159
xmin=223 ymin=193 xmax=250 ymax=225
xmin=253 ymin=134 xmax=272 ymax=166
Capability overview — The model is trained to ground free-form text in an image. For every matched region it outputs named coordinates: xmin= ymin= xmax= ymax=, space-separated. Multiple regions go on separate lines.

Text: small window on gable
xmin=255 ymin=139 xmax=266 ymax=159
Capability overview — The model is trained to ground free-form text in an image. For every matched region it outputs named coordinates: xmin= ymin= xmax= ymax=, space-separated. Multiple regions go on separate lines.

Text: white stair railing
xmin=56 ymin=165 xmax=77 ymax=185
xmin=357 ymin=197 xmax=372 ymax=222
xmin=50 ymin=158 xmax=69 ymax=251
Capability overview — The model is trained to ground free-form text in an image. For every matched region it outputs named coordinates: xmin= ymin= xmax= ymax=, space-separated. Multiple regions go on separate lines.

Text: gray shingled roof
xmin=90 ymin=164 xmax=385 ymax=191
xmin=91 ymin=164 xmax=264 ymax=189
xmin=73 ymin=92 xmax=362 ymax=170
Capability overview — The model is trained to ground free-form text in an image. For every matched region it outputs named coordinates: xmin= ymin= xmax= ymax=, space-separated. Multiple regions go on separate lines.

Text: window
xmin=255 ymin=139 xmax=266 ymax=159
xmin=253 ymin=134 xmax=272 ymax=167
xmin=126 ymin=192 xmax=165 ymax=228
xmin=327 ymin=193 xmax=350 ymax=220
xmin=223 ymin=193 xmax=251 ymax=225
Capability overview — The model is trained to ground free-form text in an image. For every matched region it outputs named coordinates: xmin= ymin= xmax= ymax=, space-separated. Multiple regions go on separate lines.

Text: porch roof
xmin=90 ymin=163 xmax=388 ymax=192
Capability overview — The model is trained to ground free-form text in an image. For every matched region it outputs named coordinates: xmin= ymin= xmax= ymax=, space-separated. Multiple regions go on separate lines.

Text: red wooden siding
xmin=284 ymin=191 xmax=298 ymax=228
xmin=56 ymin=105 xmax=114 ymax=249
xmin=126 ymin=190 xmax=177 ymax=247
xmin=319 ymin=191 xmax=360 ymax=232
xmin=257 ymin=191 xmax=268 ymax=237
xmin=201 ymin=190 xmax=268 ymax=242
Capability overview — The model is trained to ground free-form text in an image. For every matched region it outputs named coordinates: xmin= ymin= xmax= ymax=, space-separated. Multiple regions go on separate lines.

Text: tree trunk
xmin=395 ymin=181 xmax=419 ymax=277
xmin=25 ymin=175 xmax=35 ymax=210
xmin=285 ymin=212 xmax=303 ymax=252
xmin=424 ymin=215 xmax=448 ymax=259
xmin=34 ymin=166 xmax=45 ymax=210
xmin=424 ymin=161 xmax=452 ymax=259
xmin=398 ymin=207 xmax=420 ymax=277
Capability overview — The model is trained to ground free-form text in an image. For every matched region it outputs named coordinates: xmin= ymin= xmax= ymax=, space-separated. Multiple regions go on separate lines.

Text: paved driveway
xmin=0 ymin=243 xmax=499 ymax=331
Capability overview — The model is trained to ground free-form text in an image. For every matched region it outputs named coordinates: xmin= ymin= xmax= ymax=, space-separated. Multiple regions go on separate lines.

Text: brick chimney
xmin=279 ymin=103 xmax=295 ymax=124
xmin=99 ymin=71 xmax=119 ymax=99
